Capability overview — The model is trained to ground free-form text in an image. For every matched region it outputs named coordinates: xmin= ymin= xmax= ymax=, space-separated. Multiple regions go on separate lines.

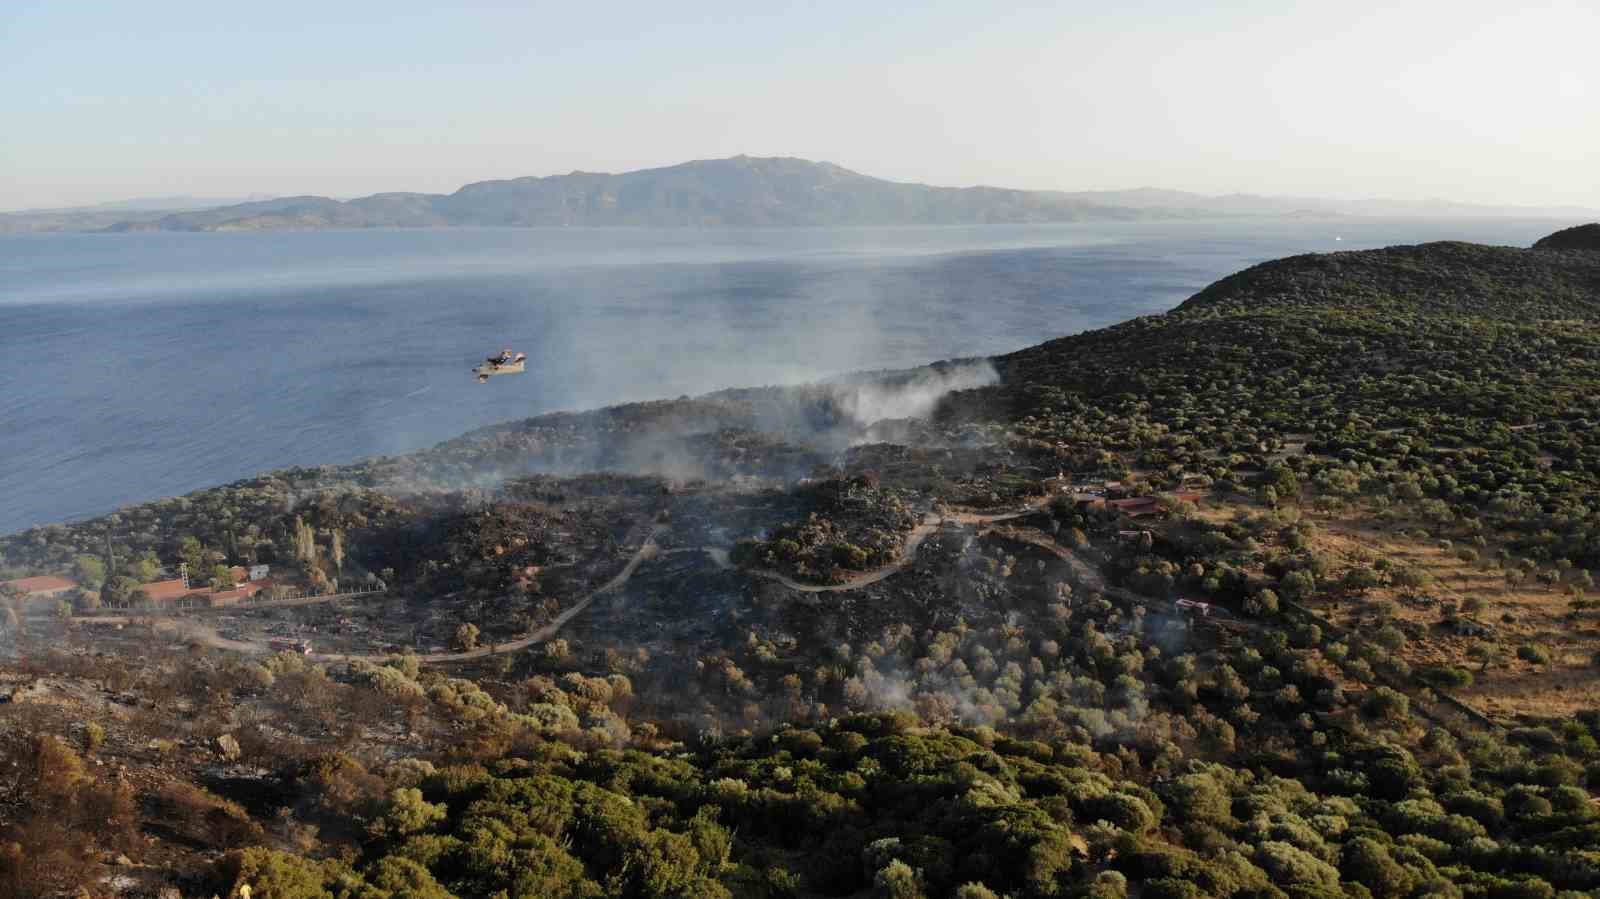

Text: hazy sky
xmin=3 ymin=0 xmax=1596 ymax=210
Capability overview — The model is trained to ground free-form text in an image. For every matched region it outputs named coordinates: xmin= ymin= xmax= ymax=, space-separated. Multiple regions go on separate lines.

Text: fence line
xmin=241 ymin=584 xmax=386 ymax=605
xmin=78 ymin=584 xmax=386 ymax=618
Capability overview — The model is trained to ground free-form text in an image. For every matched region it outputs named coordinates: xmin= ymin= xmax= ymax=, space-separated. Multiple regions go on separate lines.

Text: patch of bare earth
xmin=1299 ymin=510 xmax=1600 ymax=721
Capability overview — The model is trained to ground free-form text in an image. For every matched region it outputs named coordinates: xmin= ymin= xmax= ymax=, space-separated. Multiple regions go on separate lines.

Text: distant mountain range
xmin=1066 ymin=187 xmax=1600 ymax=220
xmin=54 ymin=194 xmax=276 ymax=213
xmin=5 ymin=156 xmax=1596 ymax=233
xmin=0 ymin=194 xmax=274 ymax=233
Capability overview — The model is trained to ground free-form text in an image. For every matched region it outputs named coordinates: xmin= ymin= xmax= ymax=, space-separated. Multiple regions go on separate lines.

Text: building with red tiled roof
xmin=124 ymin=572 xmax=271 ymax=608
xmin=1 ymin=575 xmax=79 ymax=601
xmin=137 ymin=565 xmax=250 ymax=604
xmin=1103 ymin=491 xmax=1203 ymax=518
xmin=1106 ymin=496 xmax=1163 ymax=517
xmin=139 ymin=577 xmax=196 ymax=604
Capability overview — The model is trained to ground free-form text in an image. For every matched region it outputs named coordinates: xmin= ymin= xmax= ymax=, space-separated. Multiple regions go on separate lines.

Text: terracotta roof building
xmin=140 ymin=577 xmax=198 ymax=604
xmin=127 ymin=570 xmax=270 ymax=608
xmin=1 ymin=575 xmax=79 ymax=601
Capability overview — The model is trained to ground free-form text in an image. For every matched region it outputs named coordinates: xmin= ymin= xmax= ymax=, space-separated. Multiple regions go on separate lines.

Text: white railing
xmin=240 ymin=583 xmax=386 ymax=605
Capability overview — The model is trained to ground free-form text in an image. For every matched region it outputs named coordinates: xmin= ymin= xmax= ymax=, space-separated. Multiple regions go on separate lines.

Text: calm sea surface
xmin=0 ymin=219 xmax=1561 ymax=533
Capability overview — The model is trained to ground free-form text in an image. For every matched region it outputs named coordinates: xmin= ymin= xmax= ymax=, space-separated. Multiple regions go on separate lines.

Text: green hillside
xmin=1533 ymin=224 xmax=1600 ymax=252
xmin=10 ymin=235 xmax=1600 ymax=898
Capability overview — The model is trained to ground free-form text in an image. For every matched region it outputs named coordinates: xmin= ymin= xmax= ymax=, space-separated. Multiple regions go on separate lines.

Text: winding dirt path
xmin=978 ymin=523 xmax=1108 ymax=592
xmin=664 ymin=546 xmax=732 ymax=569
xmin=179 ymin=497 xmax=1057 ymax=663
xmin=739 ymin=499 xmax=1053 ymax=593
xmin=186 ymin=625 xmax=265 ymax=655
xmin=180 ymin=524 xmax=666 ymax=664
xmin=314 ymin=523 xmax=667 ymax=664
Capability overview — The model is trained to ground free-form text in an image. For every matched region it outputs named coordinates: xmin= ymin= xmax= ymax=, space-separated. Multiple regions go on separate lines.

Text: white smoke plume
xmin=833 ymin=361 xmax=999 ymax=430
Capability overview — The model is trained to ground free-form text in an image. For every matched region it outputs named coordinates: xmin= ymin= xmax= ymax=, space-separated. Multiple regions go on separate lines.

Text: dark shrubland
xmin=5 ymin=233 xmax=1600 ymax=897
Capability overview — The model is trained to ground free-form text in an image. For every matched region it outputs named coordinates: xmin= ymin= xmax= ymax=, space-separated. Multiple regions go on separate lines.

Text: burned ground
xmin=9 ymin=238 xmax=1600 ymax=898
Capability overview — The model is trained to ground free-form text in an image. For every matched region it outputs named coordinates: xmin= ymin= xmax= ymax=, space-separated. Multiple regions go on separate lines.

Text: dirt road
xmin=179 ymin=524 xmax=666 ymax=664
xmin=176 ymin=498 xmax=1057 ymax=663
xmin=978 ymin=523 xmax=1108 ymax=591
xmin=741 ymin=499 xmax=1052 ymax=593
xmin=314 ymin=523 xmax=667 ymax=664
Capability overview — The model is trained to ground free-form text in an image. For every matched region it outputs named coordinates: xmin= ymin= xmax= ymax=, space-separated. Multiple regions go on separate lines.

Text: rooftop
xmin=2 ymin=575 xmax=78 ymax=595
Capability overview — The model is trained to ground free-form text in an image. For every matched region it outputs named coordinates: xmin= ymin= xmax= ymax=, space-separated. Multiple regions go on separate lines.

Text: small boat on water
xmin=473 ymin=348 xmax=528 ymax=383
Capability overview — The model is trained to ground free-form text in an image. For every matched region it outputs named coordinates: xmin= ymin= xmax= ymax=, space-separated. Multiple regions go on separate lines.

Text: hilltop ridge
xmin=990 ymin=235 xmax=1600 ymax=429
xmin=1534 ymin=222 xmax=1600 ymax=251
xmin=8 ymin=158 xmax=1597 ymax=233
xmin=47 ymin=157 xmax=1595 ymax=232
xmin=103 ymin=156 xmax=1141 ymax=231
xmin=1173 ymin=240 xmax=1600 ymax=317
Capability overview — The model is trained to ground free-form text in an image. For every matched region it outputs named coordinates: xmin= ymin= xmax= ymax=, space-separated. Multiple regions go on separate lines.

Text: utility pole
xmin=103 ymin=526 xmax=116 ymax=579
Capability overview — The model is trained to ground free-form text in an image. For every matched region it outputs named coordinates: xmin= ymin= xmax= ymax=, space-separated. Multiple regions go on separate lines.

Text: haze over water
xmin=0 ymin=219 xmax=1558 ymax=534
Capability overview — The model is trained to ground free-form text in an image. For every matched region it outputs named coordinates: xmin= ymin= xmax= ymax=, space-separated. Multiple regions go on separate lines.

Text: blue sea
xmin=0 ymin=219 xmax=1562 ymax=534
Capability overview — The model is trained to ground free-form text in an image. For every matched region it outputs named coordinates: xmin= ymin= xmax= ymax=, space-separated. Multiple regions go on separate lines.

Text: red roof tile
xmin=141 ymin=578 xmax=197 ymax=603
xmin=1108 ymin=497 xmax=1161 ymax=512
xmin=3 ymin=575 xmax=78 ymax=595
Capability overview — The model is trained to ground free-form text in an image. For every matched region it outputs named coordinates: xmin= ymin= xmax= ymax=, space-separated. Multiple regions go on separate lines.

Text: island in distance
xmin=5 ymin=155 xmax=1597 ymax=233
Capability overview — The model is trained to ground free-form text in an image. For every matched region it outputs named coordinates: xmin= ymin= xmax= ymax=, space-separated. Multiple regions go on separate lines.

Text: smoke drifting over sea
xmin=385 ymin=358 xmax=1004 ymax=494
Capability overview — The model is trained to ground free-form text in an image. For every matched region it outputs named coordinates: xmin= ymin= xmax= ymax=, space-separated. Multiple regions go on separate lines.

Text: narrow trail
xmin=181 ymin=497 xmax=1058 ymax=663
xmin=741 ymin=498 xmax=1053 ymax=593
xmin=979 ymin=523 xmax=1108 ymax=592
xmin=664 ymin=546 xmax=732 ymax=569
xmin=312 ymin=523 xmax=667 ymax=664
xmin=189 ymin=627 xmax=264 ymax=655
xmin=978 ymin=522 xmax=1256 ymax=631
xmin=180 ymin=524 xmax=666 ymax=664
